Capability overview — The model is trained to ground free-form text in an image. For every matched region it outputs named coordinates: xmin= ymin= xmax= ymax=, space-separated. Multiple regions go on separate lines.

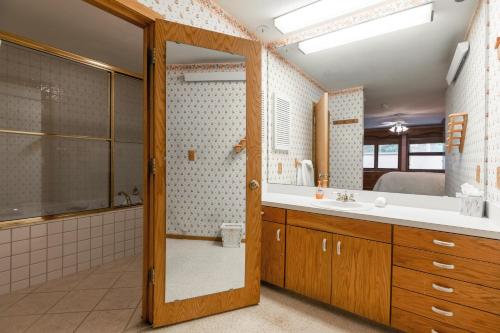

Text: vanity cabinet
xmin=331 ymin=234 xmax=391 ymax=324
xmin=261 ymin=206 xmax=500 ymax=332
xmin=261 ymin=221 xmax=285 ymax=287
xmin=285 ymin=225 xmax=332 ymax=303
xmin=392 ymin=226 xmax=500 ymax=333
xmin=261 ymin=206 xmax=286 ymax=287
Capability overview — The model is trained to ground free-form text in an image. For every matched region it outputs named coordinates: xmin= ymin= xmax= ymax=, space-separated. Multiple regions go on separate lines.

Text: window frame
xmin=407 ymin=137 xmax=445 ymax=172
xmin=363 ymin=140 xmax=401 ymax=171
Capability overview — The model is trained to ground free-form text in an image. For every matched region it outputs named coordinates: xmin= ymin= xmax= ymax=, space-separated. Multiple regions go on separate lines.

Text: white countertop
xmin=263 ymin=192 xmax=500 ymax=240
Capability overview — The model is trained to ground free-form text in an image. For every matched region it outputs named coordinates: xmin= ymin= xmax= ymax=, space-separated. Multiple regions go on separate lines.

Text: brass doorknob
xmin=249 ymin=180 xmax=260 ymax=190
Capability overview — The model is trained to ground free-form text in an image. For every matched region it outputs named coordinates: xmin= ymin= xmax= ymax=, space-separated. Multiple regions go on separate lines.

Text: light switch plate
xmin=497 ymin=167 xmax=500 ymax=189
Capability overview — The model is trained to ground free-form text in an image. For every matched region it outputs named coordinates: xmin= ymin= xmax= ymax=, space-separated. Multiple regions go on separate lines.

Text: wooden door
xmin=285 ymin=226 xmax=332 ymax=303
xmin=261 ymin=221 xmax=285 ymax=287
xmin=331 ymin=234 xmax=391 ymax=324
xmin=149 ymin=20 xmax=262 ymax=327
xmin=313 ymin=92 xmax=329 ymax=186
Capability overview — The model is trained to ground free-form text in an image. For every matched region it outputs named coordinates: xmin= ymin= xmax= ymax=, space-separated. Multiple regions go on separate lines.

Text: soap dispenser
xmin=315 ymin=181 xmax=325 ymax=200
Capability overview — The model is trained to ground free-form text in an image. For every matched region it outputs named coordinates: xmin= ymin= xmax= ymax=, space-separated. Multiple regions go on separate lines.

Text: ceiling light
xmin=298 ymin=3 xmax=433 ymax=54
xmin=389 ymin=122 xmax=409 ymax=135
xmin=274 ymin=0 xmax=386 ymax=34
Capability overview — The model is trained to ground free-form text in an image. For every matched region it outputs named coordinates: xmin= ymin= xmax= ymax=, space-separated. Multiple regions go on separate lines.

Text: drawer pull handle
xmin=433 ymin=239 xmax=455 ymax=247
xmin=431 ymin=306 xmax=454 ymax=317
xmin=433 ymin=261 xmax=455 ymax=270
xmin=322 ymin=238 xmax=327 ymax=252
xmin=432 ymin=283 xmax=454 ymax=293
xmin=431 ymin=330 xmax=440 ymax=333
xmin=336 ymin=240 xmax=341 ymax=255
xmin=276 ymin=229 xmax=281 ymax=242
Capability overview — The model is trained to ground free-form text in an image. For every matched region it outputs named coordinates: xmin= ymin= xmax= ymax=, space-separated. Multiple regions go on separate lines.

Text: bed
xmin=373 ymin=172 xmax=445 ymax=196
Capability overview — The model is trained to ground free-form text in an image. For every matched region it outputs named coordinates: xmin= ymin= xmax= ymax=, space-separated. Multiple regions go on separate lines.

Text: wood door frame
xmin=150 ymin=20 xmax=262 ymax=327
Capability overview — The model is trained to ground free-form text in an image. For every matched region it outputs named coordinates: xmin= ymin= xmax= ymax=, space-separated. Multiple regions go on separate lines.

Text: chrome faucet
xmin=118 ymin=191 xmax=132 ymax=205
xmin=336 ymin=191 xmax=355 ymax=202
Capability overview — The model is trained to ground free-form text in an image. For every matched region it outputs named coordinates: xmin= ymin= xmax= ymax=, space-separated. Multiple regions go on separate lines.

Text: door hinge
xmin=148 ymin=158 xmax=157 ymax=175
xmin=148 ymin=268 xmax=155 ymax=285
xmin=148 ymin=48 xmax=156 ymax=65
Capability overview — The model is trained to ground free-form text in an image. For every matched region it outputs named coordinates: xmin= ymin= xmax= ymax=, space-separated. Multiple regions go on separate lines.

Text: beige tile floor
xmin=0 ymin=254 xmax=392 ymax=333
xmin=0 ymin=256 xmax=143 ymax=333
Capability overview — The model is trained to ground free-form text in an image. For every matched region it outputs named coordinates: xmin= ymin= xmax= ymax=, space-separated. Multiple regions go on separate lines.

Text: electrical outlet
xmin=188 ymin=150 xmax=196 ymax=161
xmin=476 ymin=165 xmax=481 ymax=183
xmin=278 ymin=162 xmax=283 ymax=174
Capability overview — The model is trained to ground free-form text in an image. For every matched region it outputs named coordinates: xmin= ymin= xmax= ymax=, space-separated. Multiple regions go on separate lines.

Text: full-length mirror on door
xmin=149 ymin=20 xmax=261 ymax=327
xmin=165 ymin=42 xmax=247 ymax=302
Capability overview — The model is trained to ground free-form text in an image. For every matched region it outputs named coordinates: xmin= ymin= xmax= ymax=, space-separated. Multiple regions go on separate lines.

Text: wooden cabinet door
xmin=331 ymin=234 xmax=391 ymax=324
xmin=261 ymin=221 xmax=285 ymax=287
xmin=285 ymin=226 xmax=332 ymax=303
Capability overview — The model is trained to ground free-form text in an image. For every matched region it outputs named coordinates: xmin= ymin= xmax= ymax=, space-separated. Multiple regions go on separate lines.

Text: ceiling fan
xmin=377 ymin=119 xmax=409 ymax=134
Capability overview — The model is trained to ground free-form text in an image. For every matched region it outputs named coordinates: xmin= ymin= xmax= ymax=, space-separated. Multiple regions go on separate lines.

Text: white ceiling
xmin=216 ymin=0 xmax=478 ymax=127
xmin=0 ymin=0 xmax=143 ymax=73
xmin=166 ymin=42 xmax=245 ymax=64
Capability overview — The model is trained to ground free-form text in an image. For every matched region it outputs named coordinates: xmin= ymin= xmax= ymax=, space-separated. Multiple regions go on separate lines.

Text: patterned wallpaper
xmin=266 ymin=52 xmax=324 ymax=185
xmin=445 ymin=1 xmax=487 ymax=197
xmin=487 ymin=0 xmax=500 ymax=205
xmin=328 ymin=89 xmax=364 ymax=190
xmin=166 ymin=65 xmax=246 ymax=237
xmin=138 ymin=0 xmax=251 ymax=39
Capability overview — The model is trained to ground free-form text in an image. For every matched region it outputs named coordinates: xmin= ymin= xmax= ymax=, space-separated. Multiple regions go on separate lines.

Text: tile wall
xmin=0 ymin=206 xmax=143 ymax=295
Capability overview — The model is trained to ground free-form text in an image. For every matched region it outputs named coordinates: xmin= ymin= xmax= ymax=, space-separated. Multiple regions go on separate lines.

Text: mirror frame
xmin=149 ymin=20 xmax=262 ymax=327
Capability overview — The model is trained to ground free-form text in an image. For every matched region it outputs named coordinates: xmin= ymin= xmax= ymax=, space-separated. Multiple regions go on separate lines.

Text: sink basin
xmin=310 ymin=199 xmax=372 ymax=212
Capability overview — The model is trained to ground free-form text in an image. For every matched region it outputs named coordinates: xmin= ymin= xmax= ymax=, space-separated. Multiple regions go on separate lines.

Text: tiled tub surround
xmin=0 ymin=206 xmax=143 ymax=295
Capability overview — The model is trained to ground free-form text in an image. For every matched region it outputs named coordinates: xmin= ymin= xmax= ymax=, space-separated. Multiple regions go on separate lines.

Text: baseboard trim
xmin=166 ymin=234 xmax=246 ymax=243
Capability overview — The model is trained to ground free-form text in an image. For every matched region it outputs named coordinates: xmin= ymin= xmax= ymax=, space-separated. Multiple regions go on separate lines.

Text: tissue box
xmin=458 ymin=194 xmax=484 ymax=217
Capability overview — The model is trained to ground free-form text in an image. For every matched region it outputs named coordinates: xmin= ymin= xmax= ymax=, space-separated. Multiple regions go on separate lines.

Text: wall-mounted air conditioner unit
xmin=446 ymin=41 xmax=469 ymax=85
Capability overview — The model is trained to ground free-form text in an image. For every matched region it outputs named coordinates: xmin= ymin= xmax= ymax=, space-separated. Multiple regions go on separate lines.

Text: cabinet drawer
xmin=393 ymin=266 xmax=500 ymax=315
xmin=287 ymin=210 xmax=391 ymax=243
xmin=391 ymin=307 xmax=469 ymax=333
xmin=394 ymin=226 xmax=500 ymax=265
xmin=262 ymin=206 xmax=286 ymax=224
xmin=394 ymin=245 xmax=500 ymax=289
xmin=392 ymin=287 xmax=500 ymax=333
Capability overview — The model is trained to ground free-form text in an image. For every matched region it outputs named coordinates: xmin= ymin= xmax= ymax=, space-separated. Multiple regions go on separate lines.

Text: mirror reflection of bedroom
xmin=267 ymin=0 xmax=483 ymax=197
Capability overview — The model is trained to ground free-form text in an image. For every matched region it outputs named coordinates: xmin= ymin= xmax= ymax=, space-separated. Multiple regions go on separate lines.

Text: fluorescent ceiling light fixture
xmin=298 ymin=3 xmax=433 ymax=54
xmin=274 ymin=0 xmax=386 ymax=34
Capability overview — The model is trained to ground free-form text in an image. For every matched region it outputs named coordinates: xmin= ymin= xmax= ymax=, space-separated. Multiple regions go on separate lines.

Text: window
xmin=363 ymin=143 xmax=399 ymax=170
xmin=378 ymin=144 xmax=399 ymax=169
xmin=363 ymin=145 xmax=375 ymax=168
xmin=408 ymin=142 xmax=445 ymax=171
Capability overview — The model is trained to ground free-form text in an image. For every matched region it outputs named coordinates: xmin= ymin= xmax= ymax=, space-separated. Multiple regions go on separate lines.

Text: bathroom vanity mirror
xmin=164 ymin=41 xmax=246 ymax=302
xmin=266 ymin=0 xmax=485 ymax=197
xmin=148 ymin=20 xmax=261 ymax=327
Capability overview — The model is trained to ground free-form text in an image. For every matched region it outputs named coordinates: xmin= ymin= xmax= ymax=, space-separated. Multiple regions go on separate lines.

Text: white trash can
xmin=220 ymin=223 xmax=243 ymax=248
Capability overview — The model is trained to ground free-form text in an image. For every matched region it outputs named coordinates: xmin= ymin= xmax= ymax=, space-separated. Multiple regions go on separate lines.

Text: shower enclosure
xmin=0 ymin=33 xmax=143 ymax=222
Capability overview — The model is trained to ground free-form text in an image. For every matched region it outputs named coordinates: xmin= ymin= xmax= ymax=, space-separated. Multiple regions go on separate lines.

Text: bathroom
xmin=0 ymin=0 xmax=499 ymax=332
